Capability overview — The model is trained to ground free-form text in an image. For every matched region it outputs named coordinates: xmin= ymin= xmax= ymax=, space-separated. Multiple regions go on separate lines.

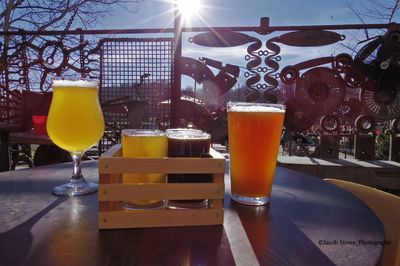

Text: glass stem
xmin=71 ymin=152 xmax=83 ymax=181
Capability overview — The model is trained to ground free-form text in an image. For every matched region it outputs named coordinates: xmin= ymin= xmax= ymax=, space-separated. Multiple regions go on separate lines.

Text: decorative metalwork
xmin=1 ymin=18 xmax=399 ymax=163
xmin=274 ymin=30 xmax=344 ymax=47
xmin=244 ymin=38 xmax=263 ymax=102
xmin=353 ymin=27 xmax=400 ymax=121
xmin=295 ymin=67 xmax=346 ymax=116
xmin=189 ymin=30 xmax=257 ymax=47
xmin=180 ymin=56 xmax=240 ymax=97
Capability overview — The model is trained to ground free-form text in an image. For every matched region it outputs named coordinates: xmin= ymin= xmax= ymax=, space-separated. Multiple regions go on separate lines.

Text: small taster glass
xmin=122 ymin=129 xmax=167 ymax=209
xmin=167 ymin=130 xmax=212 ymax=209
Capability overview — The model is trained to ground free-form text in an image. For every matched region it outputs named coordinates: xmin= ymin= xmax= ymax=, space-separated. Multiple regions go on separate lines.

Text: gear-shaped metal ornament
xmin=360 ymin=80 xmax=400 ymax=120
xmin=295 ymin=67 xmax=346 ymax=116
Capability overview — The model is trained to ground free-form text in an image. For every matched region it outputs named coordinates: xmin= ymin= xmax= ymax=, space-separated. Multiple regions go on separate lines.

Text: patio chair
xmin=324 ymin=178 xmax=400 ymax=266
xmin=1 ymin=90 xmax=70 ymax=169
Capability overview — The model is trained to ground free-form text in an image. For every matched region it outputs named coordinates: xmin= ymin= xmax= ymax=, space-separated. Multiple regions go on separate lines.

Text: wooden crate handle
xmin=99 ymin=182 xmax=224 ymax=201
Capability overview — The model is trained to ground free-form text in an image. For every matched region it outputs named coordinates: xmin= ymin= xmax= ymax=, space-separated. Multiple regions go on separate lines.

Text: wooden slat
xmin=98 ymin=174 xmax=123 ymax=211
xmin=213 ymin=173 xmax=225 ymax=183
xmin=101 ymin=144 xmax=122 ymax=158
xmin=98 ymin=209 xmax=224 ymax=229
xmin=99 ymin=146 xmax=225 ymax=174
xmin=99 ymin=157 xmax=225 ymax=174
xmin=98 ymin=173 xmax=122 ymax=185
xmin=98 ymin=183 xmax=224 ymax=201
xmin=209 ymin=148 xmax=226 ymax=159
xmin=99 ymin=201 xmax=122 ymax=212
xmin=101 ymin=146 xmax=223 ymax=160
xmin=208 ymin=199 xmax=223 ymax=209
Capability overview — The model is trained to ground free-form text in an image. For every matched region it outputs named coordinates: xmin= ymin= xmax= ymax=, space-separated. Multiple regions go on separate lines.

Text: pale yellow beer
xmin=122 ymin=129 xmax=167 ymax=208
xmin=47 ymin=80 xmax=104 ymax=153
xmin=47 ymin=78 xmax=104 ymax=196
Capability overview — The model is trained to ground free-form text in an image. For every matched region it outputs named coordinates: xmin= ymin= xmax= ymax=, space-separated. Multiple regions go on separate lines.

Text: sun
xmin=176 ymin=0 xmax=202 ymax=21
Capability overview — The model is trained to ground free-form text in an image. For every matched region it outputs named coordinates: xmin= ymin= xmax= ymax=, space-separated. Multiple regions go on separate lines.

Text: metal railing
xmin=0 ymin=17 xmax=399 ymax=171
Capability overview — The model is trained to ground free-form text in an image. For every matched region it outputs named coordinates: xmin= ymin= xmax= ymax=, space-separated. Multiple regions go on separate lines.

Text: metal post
xmin=389 ymin=120 xmax=400 ymax=162
xmin=354 ymin=134 xmax=376 ymax=160
xmin=172 ymin=3 xmax=182 ymax=127
xmin=389 ymin=134 xmax=400 ymax=162
xmin=0 ymin=132 xmax=10 ymax=172
xmin=317 ymin=134 xmax=340 ymax=159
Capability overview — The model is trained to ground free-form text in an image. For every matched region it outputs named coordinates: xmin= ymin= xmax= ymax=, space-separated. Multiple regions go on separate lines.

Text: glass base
xmin=168 ymin=200 xmax=208 ymax=209
xmin=53 ymin=178 xmax=98 ymax=196
xmin=231 ymin=193 xmax=270 ymax=206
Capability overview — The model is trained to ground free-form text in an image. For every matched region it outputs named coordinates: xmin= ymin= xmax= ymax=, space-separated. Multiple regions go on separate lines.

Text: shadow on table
xmin=0 ymin=180 xmax=68 ymax=194
xmin=231 ymin=200 xmax=335 ymax=266
xmin=98 ymin=225 xmax=235 ymax=265
xmin=0 ymin=197 xmax=67 ymax=266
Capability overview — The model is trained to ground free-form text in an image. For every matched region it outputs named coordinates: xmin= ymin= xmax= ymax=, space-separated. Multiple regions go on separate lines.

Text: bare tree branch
xmin=0 ymin=0 xmax=144 ymax=74
xmin=341 ymin=0 xmax=370 ymax=39
xmin=337 ymin=0 xmax=397 ymax=58
xmin=388 ymin=0 xmax=400 ymax=22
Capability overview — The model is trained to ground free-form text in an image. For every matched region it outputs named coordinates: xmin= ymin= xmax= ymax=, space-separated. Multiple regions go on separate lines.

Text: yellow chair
xmin=324 ymin=178 xmax=400 ymax=266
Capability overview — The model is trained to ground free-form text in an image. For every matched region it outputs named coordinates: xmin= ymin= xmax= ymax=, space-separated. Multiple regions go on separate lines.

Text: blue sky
xmin=98 ymin=0 xmax=356 ymax=29
xmin=95 ymin=0 xmax=395 ymax=89
xmin=97 ymin=0 xmax=356 ymax=65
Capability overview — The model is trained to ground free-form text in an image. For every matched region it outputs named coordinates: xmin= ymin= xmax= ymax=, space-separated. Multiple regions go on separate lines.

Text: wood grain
xmin=0 ymin=160 xmax=384 ymax=266
xmin=99 ymin=209 xmax=224 ymax=229
xmin=98 ymin=145 xmax=226 ymax=229
xmin=98 ymin=183 xmax=224 ymax=201
xmin=99 ymin=146 xmax=225 ymax=174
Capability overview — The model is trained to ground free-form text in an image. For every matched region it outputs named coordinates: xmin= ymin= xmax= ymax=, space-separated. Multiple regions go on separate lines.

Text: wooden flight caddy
xmin=98 ymin=144 xmax=226 ymax=229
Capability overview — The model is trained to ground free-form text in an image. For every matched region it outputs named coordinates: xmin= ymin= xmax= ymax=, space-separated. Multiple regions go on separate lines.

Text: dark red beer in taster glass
xmin=167 ymin=130 xmax=212 ymax=209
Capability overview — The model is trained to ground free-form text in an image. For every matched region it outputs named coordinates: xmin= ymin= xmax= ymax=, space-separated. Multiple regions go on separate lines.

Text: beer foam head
xmin=167 ymin=131 xmax=210 ymax=140
xmin=53 ymin=79 xmax=99 ymax=88
xmin=228 ymin=102 xmax=285 ymax=113
xmin=122 ymin=129 xmax=165 ymax=137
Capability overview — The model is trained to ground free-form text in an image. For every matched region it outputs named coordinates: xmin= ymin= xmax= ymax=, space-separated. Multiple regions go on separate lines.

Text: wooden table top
xmin=0 ymin=160 xmax=384 ymax=266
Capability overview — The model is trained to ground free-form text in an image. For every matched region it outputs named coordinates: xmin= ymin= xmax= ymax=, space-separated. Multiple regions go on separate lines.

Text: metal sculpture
xmin=274 ymin=30 xmax=344 ymax=47
xmin=354 ymin=28 xmax=400 ymax=120
xmin=190 ymin=30 xmax=257 ymax=47
xmin=280 ymin=54 xmax=351 ymax=133
xmin=179 ymin=56 xmax=240 ymax=97
xmin=0 ymin=18 xmax=399 ymax=166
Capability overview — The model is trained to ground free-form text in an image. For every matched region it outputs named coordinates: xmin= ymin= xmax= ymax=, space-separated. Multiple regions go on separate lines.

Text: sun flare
xmin=176 ymin=0 xmax=202 ymax=21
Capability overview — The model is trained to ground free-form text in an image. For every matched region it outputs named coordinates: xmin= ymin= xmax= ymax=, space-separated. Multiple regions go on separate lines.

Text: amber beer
xmin=227 ymin=102 xmax=285 ymax=205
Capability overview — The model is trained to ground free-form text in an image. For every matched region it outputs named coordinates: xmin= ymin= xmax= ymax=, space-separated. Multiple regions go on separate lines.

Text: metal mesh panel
xmin=99 ymin=38 xmax=173 ymax=153
xmin=0 ymin=82 xmax=23 ymax=127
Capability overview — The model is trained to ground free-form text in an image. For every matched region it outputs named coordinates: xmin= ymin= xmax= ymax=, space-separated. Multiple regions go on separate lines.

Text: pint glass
xmin=227 ymin=102 xmax=285 ymax=205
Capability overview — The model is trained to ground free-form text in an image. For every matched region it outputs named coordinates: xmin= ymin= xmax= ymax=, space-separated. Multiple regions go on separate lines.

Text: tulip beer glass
xmin=227 ymin=102 xmax=285 ymax=205
xmin=47 ymin=78 xmax=105 ymax=196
